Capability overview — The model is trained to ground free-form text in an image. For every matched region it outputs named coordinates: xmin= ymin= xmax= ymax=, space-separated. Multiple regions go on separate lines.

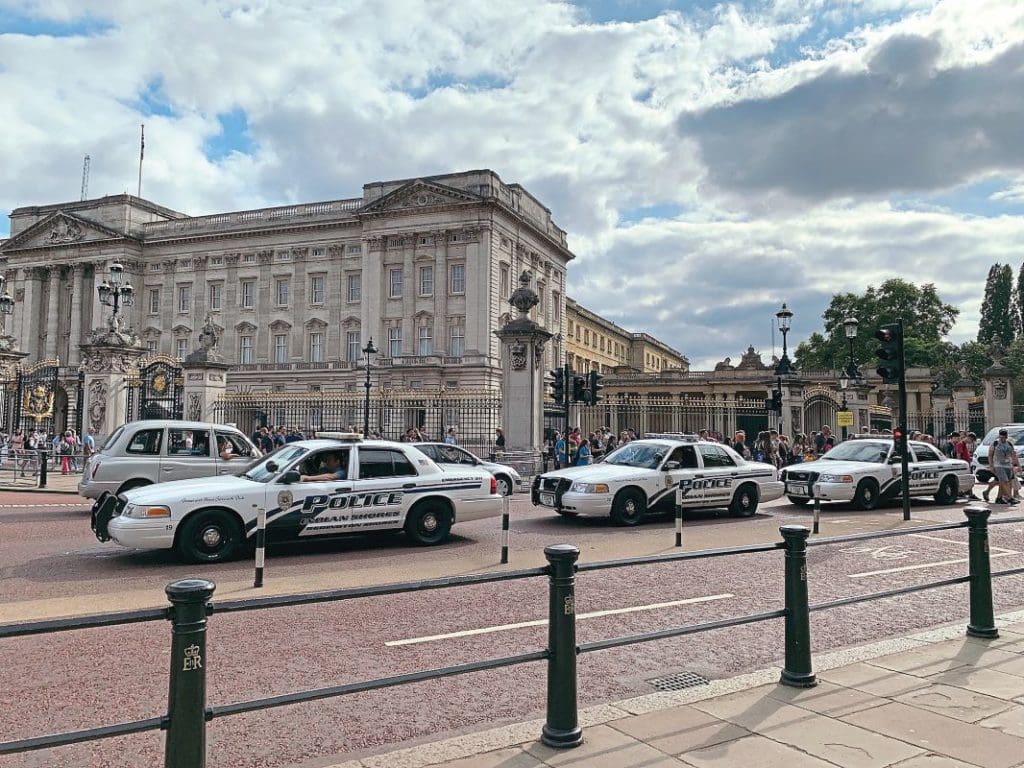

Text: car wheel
xmin=853 ymin=479 xmax=880 ymax=511
xmin=787 ymin=496 xmax=811 ymax=507
xmin=610 ymin=489 xmax=645 ymax=526
xmin=177 ymin=509 xmax=243 ymax=564
xmin=405 ymin=501 xmax=452 ymax=546
xmin=729 ymin=484 xmax=759 ymax=517
xmin=117 ymin=479 xmax=151 ymax=495
xmin=556 ymin=509 xmax=579 ymax=517
xmin=934 ymin=476 xmax=959 ymax=505
xmin=495 ymin=475 xmax=513 ymax=497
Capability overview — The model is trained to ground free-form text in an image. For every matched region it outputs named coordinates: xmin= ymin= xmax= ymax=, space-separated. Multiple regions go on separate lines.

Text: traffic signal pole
xmin=896 ymin=319 xmax=910 ymax=521
xmin=564 ymin=362 xmax=572 ymax=446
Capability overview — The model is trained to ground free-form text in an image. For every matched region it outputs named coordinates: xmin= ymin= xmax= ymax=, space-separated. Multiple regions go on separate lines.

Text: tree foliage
xmin=793 ymin=279 xmax=959 ymax=373
xmin=978 ymin=264 xmax=1014 ymax=346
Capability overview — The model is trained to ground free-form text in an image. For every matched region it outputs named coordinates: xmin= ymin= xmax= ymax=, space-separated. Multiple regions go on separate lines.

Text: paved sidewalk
xmin=0 ymin=471 xmax=83 ymax=494
xmin=325 ymin=610 xmax=1024 ymax=768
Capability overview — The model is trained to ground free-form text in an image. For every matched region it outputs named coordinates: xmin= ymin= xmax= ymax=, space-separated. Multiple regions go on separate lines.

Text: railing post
xmin=812 ymin=496 xmax=820 ymax=535
xmin=779 ymin=525 xmax=816 ymax=688
xmin=38 ymin=449 xmax=47 ymax=489
xmin=165 ymin=578 xmax=216 ymax=768
xmin=500 ymin=495 xmax=510 ymax=565
xmin=674 ymin=483 xmax=683 ymax=548
xmin=965 ymin=506 xmax=999 ymax=639
xmin=542 ymin=544 xmax=582 ymax=749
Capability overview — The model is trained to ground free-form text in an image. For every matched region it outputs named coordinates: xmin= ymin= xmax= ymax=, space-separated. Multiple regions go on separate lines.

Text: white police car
xmin=781 ymin=437 xmax=974 ymax=510
xmin=532 ymin=436 xmax=784 ymax=525
xmin=91 ymin=434 xmax=502 ymax=563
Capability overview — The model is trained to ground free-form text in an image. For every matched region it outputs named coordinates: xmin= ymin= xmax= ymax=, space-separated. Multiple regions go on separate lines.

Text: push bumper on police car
xmin=91 ymin=491 xmax=177 ymax=549
xmin=532 ymin=476 xmax=617 ymax=516
xmin=783 ymin=471 xmax=858 ymax=503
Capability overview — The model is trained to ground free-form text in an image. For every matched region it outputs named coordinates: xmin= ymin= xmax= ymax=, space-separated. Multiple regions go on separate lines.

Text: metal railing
xmin=0 ymin=507 xmax=1019 ymax=765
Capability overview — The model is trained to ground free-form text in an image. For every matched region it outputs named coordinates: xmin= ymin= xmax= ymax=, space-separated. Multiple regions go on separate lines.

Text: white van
xmin=973 ymin=425 xmax=1024 ymax=481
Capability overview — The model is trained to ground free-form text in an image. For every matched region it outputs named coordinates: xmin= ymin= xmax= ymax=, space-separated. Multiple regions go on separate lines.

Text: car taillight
xmin=490 ymin=476 xmax=497 ymax=495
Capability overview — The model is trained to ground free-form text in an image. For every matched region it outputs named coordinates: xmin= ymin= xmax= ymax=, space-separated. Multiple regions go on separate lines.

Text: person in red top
xmin=954 ymin=433 xmax=972 ymax=463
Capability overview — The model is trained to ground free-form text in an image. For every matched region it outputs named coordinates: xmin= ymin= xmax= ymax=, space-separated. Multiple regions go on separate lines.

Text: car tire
xmin=729 ymin=484 xmax=759 ymax=517
xmin=177 ymin=509 xmax=243 ymax=564
xmin=117 ymin=479 xmax=151 ymax=495
xmin=405 ymin=501 xmax=452 ymax=546
xmin=853 ymin=479 xmax=880 ymax=511
xmin=787 ymin=496 xmax=811 ymax=507
xmin=934 ymin=476 xmax=959 ymax=505
xmin=495 ymin=475 xmax=513 ymax=497
xmin=556 ymin=509 xmax=579 ymax=517
xmin=610 ymin=489 xmax=645 ymax=526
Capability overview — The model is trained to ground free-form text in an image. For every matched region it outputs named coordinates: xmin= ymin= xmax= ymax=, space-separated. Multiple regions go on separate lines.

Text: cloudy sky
xmin=2 ymin=0 xmax=1023 ymax=368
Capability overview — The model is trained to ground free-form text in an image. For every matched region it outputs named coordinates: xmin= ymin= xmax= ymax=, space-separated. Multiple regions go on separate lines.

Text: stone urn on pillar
xmin=78 ymin=314 xmax=145 ymax=445
xmin=182 ymin=314 xmax=229 ymax=422
xmin=494 ymin=271 xmax=553 ymax=474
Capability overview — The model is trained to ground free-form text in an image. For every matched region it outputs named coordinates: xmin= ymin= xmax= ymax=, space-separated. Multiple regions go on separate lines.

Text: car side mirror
xmin=266 ymin=461 xmax=279 ymax=473
xmin=663 ymin=461 xmax=681 ymax=471
xmin=280 ymin=469 xmax=300 ymax=485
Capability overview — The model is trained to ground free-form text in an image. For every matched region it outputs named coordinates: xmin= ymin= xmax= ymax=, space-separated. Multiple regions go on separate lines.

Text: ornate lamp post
xmin=773 ymin=303 xmax=795 ymax=433
xmin=362 ymin=336 xmax=378 ymax=437
xmin=96 ymin=262 xmax=135 ymax=325
xmin=837 ymin=316 xmax=860 ymax=441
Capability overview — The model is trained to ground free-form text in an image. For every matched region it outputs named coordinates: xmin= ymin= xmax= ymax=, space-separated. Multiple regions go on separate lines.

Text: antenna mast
xmin=80 ymin=155 xmax=90 ymax=200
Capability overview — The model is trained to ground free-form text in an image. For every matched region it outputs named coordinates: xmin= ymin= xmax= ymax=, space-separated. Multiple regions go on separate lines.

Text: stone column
xmin=44 ymin=267 xmax=60 ymax=361
xmin=182 ymin=360 xmax=230 ymax=423
xmin=20 ymin=268 xmax=39 ymax=360
xmin=79 ymin=341 xmax=146 ymax=445
xmin=494 ymin=271 xmax=553 ymax=473
xmin=983 ymin=362 xmax=1013 ymax=429
xmin=68 ymin=264 xmax=84 ymax=366
xmin=91 ymin=261 xmax=107 ymax=331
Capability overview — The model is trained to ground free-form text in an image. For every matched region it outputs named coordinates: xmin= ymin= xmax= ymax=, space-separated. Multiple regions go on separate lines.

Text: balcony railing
xmin=145 ymin=198 xmax=364 ymax=237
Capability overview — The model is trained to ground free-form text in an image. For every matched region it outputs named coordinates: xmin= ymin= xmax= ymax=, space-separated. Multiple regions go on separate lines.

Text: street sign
xmin=837 ymin=410 xmax=854 ymax=427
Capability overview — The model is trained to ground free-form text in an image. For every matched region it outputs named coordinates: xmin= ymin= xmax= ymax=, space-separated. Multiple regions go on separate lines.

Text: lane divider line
xmin=385 ymin=593 xmax=735 ymax=647
xmin=909 ymin=532 xmax=1018 ymax=555
xmin=849 ymin=552 xmax=1019 ymax=579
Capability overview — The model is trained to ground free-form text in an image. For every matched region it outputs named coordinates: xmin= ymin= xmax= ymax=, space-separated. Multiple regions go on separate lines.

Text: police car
xmin=781 ymin=437 xmax=975 ymax=510
xmin=531 ymin=435 xmax=784 ymax=525
xmin=91 ymin=434 xmax=502 ymax=563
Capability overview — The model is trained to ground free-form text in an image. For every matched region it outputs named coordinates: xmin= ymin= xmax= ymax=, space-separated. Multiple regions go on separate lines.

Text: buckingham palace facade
xmin=0 ymin=170 xmax=575 ymax=413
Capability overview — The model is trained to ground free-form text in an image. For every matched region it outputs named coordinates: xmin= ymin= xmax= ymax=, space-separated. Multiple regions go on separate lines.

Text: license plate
xmin=786 ymin=482 xmax=807 ymax=496
xmin=540 ymin=492 xmax=555 ymax=506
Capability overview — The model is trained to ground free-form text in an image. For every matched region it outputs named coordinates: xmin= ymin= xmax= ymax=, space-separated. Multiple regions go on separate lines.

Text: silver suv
xmin=79 ymin=420 xmax=260 ymax=499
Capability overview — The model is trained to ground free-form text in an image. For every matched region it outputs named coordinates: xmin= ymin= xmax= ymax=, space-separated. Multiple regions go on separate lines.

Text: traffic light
xmin=875 ymin=323 xmax=903 ymax=384
xmin=549 ymin=368 xmax=565 ymax=406
xmin=772 ymin=389 xmax=783 ymax=412
xmin=571 ymin=374 xmax=587 ymax=403
xmin=587 ymin=370 xmax=604 ymax=405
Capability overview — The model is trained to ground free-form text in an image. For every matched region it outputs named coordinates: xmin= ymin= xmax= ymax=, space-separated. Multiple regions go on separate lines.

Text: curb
xmin=317 ymin=607 xmax=1024 ymax=768
xmin=0 ymin=484 xmax=82 ymax=495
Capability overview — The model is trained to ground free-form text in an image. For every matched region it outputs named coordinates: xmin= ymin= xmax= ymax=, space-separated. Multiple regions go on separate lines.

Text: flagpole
xmin=137 ymin=123 xmax=145 ymax=198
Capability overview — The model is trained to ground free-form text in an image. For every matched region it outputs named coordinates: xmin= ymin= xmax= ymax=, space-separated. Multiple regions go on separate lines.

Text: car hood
xmin=787 ymin=459 xmax=889 ymax=475
xmin=121 ymin=474 xmax=257 ymax=503
xmin=541 ymin=463 xmax=655 ymax=483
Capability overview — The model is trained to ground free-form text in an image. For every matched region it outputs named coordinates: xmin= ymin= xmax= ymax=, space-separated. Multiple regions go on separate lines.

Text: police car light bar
xmin=314 ymin=432 xmax=364 ymax=442
xmin=643 ymin=433 xmax=700 ymax=442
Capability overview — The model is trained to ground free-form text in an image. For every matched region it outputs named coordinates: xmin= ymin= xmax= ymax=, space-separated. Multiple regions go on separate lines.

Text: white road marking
xmin=849 ymin=552 xmax=1020 ymax=579
xmin=0 ymin=503 xmax=86 ymax=508
xmin=910 ymin=533 xmax=1018 ymax=555
xmin=385 ymin=593 xmax=734 ymax=647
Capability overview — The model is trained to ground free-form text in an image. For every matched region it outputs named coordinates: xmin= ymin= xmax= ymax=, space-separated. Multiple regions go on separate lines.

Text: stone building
xmin=0 ymin=170 xmax=574 ymax=431
xmin=564 ymin=297 xmax=688 ymax=374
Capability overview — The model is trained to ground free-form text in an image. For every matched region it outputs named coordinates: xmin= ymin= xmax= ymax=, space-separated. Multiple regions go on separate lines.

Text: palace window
xmin=449 ymin=263 xmax=465 ymax=295
xmin=209 ymin=283 xmax=222 ymax=311
xmin=240 ymin=280 xmax=255 ymax=308
xmin=310 ymin=275 xmax=325 ymax=304
xmin=309 ymin=332 xmax=323 ymax=363
xmin=419 ymin=266 xmax=433 ymax=296
xmin=312 ymin=247 xmax=326 ymax=257
xmin=347 ymin=274 xmax=361 ymax=302
xmin=389 ymin=268 xmax=403 ymax=298
xmin=346 ymin=331 xmax=361 ymax=362
xmin=146 ymin=340 xmax=158 ymax=354
xmin=418 ymin=325 xmax=432 ymax=355
xmin=275 ymin=278 xmax=289 ymax=307
xmin=388 ymin=326 xmax=402 ymax=358
xmin=148 ymin=288 xmax=160 ymax=314
xmin=274 ymin=334 xmax=288 ymax=363
xmin=239 ymin=335 xmax=253 ymax=364
xmin=450 ymin=325 xmax=464 ymax=358
xmin=177 ymin=285 xmax=191 ymax=313
xmin=500 ymin=264 xmax=510 ymax=298
xmin=175 ymin=338 xmax=188 ymax=359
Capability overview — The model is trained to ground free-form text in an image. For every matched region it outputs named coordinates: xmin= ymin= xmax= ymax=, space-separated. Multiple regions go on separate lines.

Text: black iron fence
xmin=210 ymin=391 xmax=502 ymax=456
xmin=1 ymin=506 xmax=1020 ymax=765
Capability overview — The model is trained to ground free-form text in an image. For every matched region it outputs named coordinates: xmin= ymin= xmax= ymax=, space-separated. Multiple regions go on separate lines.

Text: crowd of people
xmin=0 ymin=427 xmax=96 ymax=476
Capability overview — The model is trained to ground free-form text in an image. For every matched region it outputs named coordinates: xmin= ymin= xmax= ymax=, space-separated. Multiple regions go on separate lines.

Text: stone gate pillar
xmin=494 ymin=272 xmax=552 ymax=474
xmin=983 ymin=360 xmax=1013 ymax=429
xmin=182 ymin=314 xmax=229 ymax=422
xmin=79 ymin=321 xmax=145 ymax=445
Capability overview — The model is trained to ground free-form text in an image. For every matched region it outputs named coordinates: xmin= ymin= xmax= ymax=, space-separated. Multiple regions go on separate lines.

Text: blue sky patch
xmin=403 ymin=72 xmax=511 ymax=100
xmin=123 ymin=79 xmax=177 ymax=119
xmin=573 ymin=0 xmax=718 ymax=24
xmin=894 ymin=177 xmax=1024 ymax=218
xmin=0 ymin=11 xmax=114 ymax=38
xmin=619 ymin=202 xmax=684 ymax=223
xmin=204 ymin=109 xmax=256 ymax=162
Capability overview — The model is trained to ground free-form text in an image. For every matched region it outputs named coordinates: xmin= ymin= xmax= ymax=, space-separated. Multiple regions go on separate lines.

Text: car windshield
xmin=980 ymin=429 xmax=1024 ymax=447
xmin=603 ymin=442 xmax=666 ymax=469
xmin=820 ymin=441 xmax=890 ymax=463
xmin=243 ymin=445 xmax=308 ymax=483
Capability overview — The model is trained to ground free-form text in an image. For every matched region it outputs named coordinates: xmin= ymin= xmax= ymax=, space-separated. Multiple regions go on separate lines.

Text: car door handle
xmin=162 ymin=467 xmax=173 ymax=471
xmin=334 ymin=486 xmax=352 ymax=493
xmin=693 ymin=474 xmax=704 ymax=479
xmin=402 ymin=482 xmax=416 ymax=489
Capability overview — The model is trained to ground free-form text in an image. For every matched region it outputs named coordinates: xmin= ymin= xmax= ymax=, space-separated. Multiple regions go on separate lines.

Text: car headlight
xmin=125 ymin=504 xmax=171 ymax=519
xmin=570 ymin=482 xmax=610 ymax=494
xmin=818 ymin=473 xmax=854 ymax=483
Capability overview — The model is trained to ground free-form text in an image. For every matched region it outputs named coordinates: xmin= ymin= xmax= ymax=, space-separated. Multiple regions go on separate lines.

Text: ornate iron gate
xmin=127 ymin=356 xmax=184 ymax=421
xmin=13 ymin=359 xmax=60 ymax=436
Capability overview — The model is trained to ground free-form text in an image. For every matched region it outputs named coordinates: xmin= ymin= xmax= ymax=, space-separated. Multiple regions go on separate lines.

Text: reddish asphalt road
xmin=3 ymin=490 xmax=1024 ymax=767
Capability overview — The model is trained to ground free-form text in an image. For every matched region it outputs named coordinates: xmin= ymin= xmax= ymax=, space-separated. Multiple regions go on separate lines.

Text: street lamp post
xmin=774 ymin=303 xmax=794 ymax=434
xmin=96 ymin=262 xmax=135 ymax=324
xmin=838 ymin=316 xmax=860 ymax=441
xmin=361 ymin=337 xmax=377 ymax=437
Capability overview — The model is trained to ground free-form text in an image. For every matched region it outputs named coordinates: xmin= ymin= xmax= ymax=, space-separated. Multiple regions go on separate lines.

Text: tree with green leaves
xmin=1013 ymin=263 xmax=1024 ymax=339
xmin=978 ymin=263 xmax=1014 ymax=346
xmin=793 ymin=279 xmax=959 ymax=373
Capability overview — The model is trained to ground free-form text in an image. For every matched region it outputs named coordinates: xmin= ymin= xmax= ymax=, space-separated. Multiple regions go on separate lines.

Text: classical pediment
xmin=359 ymin=180 xmax=481 ymax=215
xmin=235 ymin=321 xmax=257 ymax=333
xmin=1 ymin=211 xmax=131 ymax=252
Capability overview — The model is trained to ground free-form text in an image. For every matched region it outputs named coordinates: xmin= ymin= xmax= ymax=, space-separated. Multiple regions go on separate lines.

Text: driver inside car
xmin=299 ymin=451 xmax=348 ymax=482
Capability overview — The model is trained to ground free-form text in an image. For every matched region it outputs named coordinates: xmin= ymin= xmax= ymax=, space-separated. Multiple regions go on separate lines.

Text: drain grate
xmin=646 ymin=670 xmax=710 ymax=692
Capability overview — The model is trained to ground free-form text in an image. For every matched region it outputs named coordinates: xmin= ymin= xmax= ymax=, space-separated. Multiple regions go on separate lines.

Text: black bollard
xmin=965 ymin=506 xmax=999 ymax=639
xmin=674 ymin=484 xmax=683 ymax=548
xmin=38 ymin=449 xmax=47 ymax=489
xmin=541 ymin=544 xmax=583 ymax=749
xmin=253 ymin=504 xmax=267 ymax=588
xmin=500 ymin=495 xmax=510 ymax=565
xmin=812 ymin=496 xmax=820 ymax=535
xmin=164 ymin=578 xmax=216 ymax=768
xmin=779 ymin=525 xmax=816 ymax=687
